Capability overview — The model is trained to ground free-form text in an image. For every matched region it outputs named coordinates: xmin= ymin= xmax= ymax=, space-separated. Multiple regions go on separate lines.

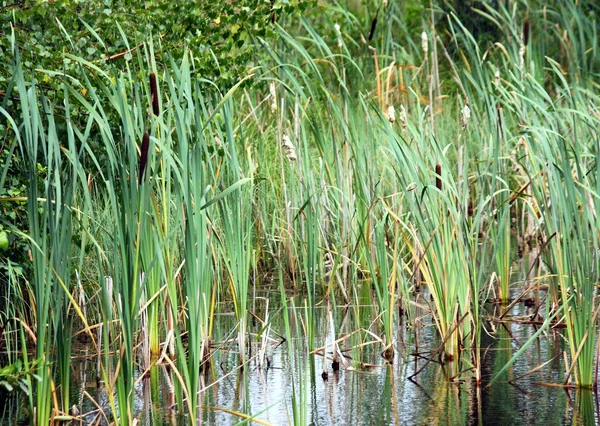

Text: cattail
xmin=269 ymin=82 xmax=277 ymax=113
xmin=368 ymin=15 xmax=378 ymax=41
xmin=435 ymin=164 xmax=442 ymax=191
xmin=497 ymin=105 xmax=503 ymax=138
xmin=270 ymin=0 xmax=276 ymax=23
xmin=523 ymin=20 xmax=530 ymax=46
xmin=282 ymin=134 xmax=296 ymax=162
xmin=421 ymin=32 xmax=428 ymax=55
xmin=461 ymin=104 xmax=471 ymax=130
xmin=399 ymin=104 xmax=407 ymax=130
xmin=387 ymin=105 xmax=396 ymax=124
xmin=518 ymin=41 xmax=525 ymax=71
xmin=149 ymin=73 xmax=159 ymax=116
xmin=139 ymin=132 xmax=150 ymax=184
xmin=334 ymin=23 xmax=342 ymax=48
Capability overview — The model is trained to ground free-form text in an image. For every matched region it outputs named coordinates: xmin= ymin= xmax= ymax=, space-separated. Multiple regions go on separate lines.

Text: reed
xmin=216 ymin=99 xmax=255 ymax=366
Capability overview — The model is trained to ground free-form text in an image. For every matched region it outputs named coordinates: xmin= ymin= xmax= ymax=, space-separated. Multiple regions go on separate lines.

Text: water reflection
xmin=0 ymin=296 xmax=598 ymax=425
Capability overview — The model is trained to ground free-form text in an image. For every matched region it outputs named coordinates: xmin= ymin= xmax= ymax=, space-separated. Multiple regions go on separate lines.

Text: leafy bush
xmin=1 ymin=0 xmax=314 ymax=87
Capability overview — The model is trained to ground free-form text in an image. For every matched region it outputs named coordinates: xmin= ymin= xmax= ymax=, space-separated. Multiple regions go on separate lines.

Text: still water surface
xmin=0 ymin=291 xmax=597 ymax=425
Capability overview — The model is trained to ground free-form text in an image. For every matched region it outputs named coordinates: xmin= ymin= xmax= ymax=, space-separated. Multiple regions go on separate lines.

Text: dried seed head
xmin=421 ymin=32 xmax=429 ymax=55
xmin=214 ymin=136 xmax=222 ymax=148
xmin=435 ymin=164 xmax=442 ymax=191
xmin=399 ymin=104 xmax=407 ymax=130
xmin=282 ymin=134 xmax=297 ymax=162
xmin=106 ymin=276 xmax=113 ymax=309
xmin=461 ymin=104 xmax=471 ymax=130
xmin=149 ymin=73 xmax=159 ymax=116
xmin=494 ymin=69 xmax=501 ymax=85
xmin=334 ymin=23 xmax=343 ymax=48
xmin=387 ymin=105 xmax=396 ymax=124
xmin=519 ymin=41 xmax=525 ymax=71
xmin=269 ymin=82 xmax=277 ymax=113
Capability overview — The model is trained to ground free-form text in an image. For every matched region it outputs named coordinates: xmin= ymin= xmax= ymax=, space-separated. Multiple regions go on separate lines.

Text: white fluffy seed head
xmin=421 ymin=32 xmax=428 ymax=54
xmin=387 ymin=105 xmax=396 ymax=123
xmin=461 ymin=104 xmax=471 ymax=130
xmin=334 ymin=23 xmax=342 ymax=47
xmin=269 ymin=82 xmax=277 ymax=113
xmin=518 ymin=41 xmax=525 ymax=71
xmin=399 ymin=104 xmax=407 ymax=129
xmin=282 ymin=134 xmax=297 ymax=162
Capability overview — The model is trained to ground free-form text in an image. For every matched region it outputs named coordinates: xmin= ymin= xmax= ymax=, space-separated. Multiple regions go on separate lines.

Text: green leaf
xmin=0 ymin=231 xmax=8 ymax=250
xmin=200 ymin=178 xmax=252 ymax=210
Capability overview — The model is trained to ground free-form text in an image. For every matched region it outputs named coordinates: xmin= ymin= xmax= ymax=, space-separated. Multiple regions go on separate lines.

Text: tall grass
xmin=2 ymin=1 xmax=600 ymax=423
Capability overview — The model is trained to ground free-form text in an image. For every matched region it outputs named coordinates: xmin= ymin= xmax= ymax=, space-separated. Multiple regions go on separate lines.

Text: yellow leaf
xmin=231 ymin=24 xmax=240 ymax=35
xmin=214 ymin=16 xmax=221 ymax=24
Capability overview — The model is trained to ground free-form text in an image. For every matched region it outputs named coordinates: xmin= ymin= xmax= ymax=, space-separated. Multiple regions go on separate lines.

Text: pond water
xmin=1 ymin=254 xmax=598 ymax=425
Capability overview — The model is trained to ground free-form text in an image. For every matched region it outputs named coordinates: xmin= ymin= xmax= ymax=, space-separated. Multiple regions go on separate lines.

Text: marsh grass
xmin=2 ymin=0 xmax=600 ymax=423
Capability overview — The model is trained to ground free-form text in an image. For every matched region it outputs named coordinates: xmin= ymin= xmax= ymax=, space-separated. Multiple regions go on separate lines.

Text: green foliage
xmin=0 ymin=359 xmax=41 ymax=396
xmin=1 ymin=0 xmax=314 ymax=87
xmin=0 ymin=121 xmax=30 ymax=276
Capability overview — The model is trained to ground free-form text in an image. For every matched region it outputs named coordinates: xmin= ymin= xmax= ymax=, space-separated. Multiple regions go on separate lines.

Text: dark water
xmin=1 ymin=270 xmax=599 ymax=424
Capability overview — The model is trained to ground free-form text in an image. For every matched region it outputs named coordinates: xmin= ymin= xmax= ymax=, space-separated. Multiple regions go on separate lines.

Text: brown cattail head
xmin=368 ymin=16 xmax=378 ymax=41
xmin=497 ymin=105 xmax=504 ymax=138
xmin=270 ymin=0 xmax=276 ymax=23
xmin=149 ymin=73 xmax=159 ymax=116
xmin=523 ymin=20 xmax=530 ymax=46
xmin=139 ymin=132 xmax=150 ymax=184
xmin=368 ymin=7 xmax=380 ymax=42
xmin=435 ymin=164 xmax=442 ymax=191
